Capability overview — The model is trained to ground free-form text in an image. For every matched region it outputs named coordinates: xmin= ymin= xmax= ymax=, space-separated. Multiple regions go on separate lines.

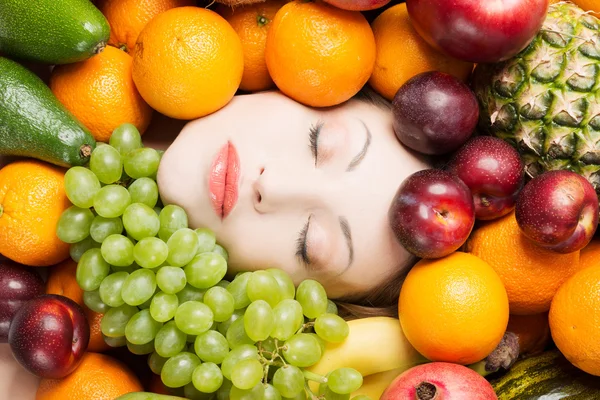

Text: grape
xmin=134 ymin=237 xmax=169 ymax=269
xmin=308 ymin=333 xmax=326 ymax=355
xmin=64 ymin=166 xmax=101 ymax=208
xmin=217 ymin=379 xmax=233 ymax=400
xmin=319 ymin=385 xmax=351 ymax=400
xmin=77 ymin=248 xmax=110 ymax=291
xmin=220 ymin=344 xmax=258 ymax=380
xmin=177 ymin=284 xmax=206 ymax=304
xmin=195 ymin=228 xmax=217 ymax=254
xmin=217 ymin=308 xmax=245 ymax=336
xmin=231 ymin=358 xmax=263 ymax=390
xmin=295 ymin=280 xmax=328 ymax=319
xmin=111 ymin=264 xmax=137 ymax=274
xmin=103 ymin=335 xmax=127 ymax=348
xmin=90 ymin=216 xmax=124 ymax=243
xmin=327 ymin=368 xmax=363 ymax=395
xmin=101 ymin=234 xmax=135 ymax=267
xmin=212 ymin=244 xmax=229 ymax=261
xmin=70 ymin=236 xmax=100 ymax=262
xmin=127 ymin=339 xmax=155 ymax=355
xmin=128 ymin=177 xmax=159 ymax=208
xmin=244 ymin=300 xmax=274 ymax=342
xmin=93 ymin=185 xmax=131 ymax=218
xmin=351 ymin=396 xmax=372 ymax=400
xmin=247 ymin=271 xmax=281 ymax=308
xmin=217 ymin=280 xmax=230 ymax=289
xmin=83 ymin=289 xmax=109 ymax=313
xmin=121 ymin=269 xmax=157 ymax=306
xmin=156 ymin=266 xmax=187 ymax=294
xmin=99 ymin=271 xmax=128 ymax=307
xmin=326 ymin=300 xmax=338 ymax=315
xmin=185 ymin=382 xmax=216 ymax=400
xmin=282 ymin=334 xmax=322 ymax=367
xmin=90 ymin=144 xmax=123 ymax=184
xmin=203 ymin=286 xmax=235 ymax=323
xmin=148 ymin=351 xmax=169 ymax=375
xmin=138 ymin=290 xmax=156 ymax=309
xmin=124 ymin=147 xmax=161 ymax=179
xmin=314 ymin=314 xmax=349 ymax=343
xmin=230 ymin=383 xmax=265 ymax=400
xmin=267 ymin=269 xmax=295 ymax=301
xmin=123 ymin=203 xmax=160 ymax=240
xmin=150 ymin=291 xmax=179 ymax=322
xmin=273 ymin=365 xmax=305 ymax=398
xmin=155 ymin=320 xmax=187 ymax=358
xmin=184 ymin=252 xmax=228 ymax=289
xmin=56 ymin=206 xmax=94 ymax=243
xmin=158 ymin=205 xmax=188 ymax=241
xmin=264 ymin=384 xmax=282 ymax=400
xmin=226 ymin=318 xmax=254 ymax=349
xmin=161 ymin=352 xmax=201 ymax=388
xmin=167 ymin=228 xmax=199 ymax=267
xmin=193 ymin=362 xmax=223 ymax=393
xmin=271 ymin=299 xmax=304 ymax=341
xmin=194 ymin=330 xmax=229 ymax=364
xmin=125 ymin=308 xmax=163 ymax=345
xmin=101 ymin=304 xmax=138 ymax=338
xmin=175 ymin=301 xmax=214 ymax=335
xmin=110 ymin=123 xmax=142 ymax=155
xmin=227 ymin=272 xmax=251 ymax=309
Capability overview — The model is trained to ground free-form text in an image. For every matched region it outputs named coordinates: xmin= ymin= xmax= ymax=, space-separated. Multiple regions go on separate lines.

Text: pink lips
xmin=209 ymin=142 xmax=240 ymax=219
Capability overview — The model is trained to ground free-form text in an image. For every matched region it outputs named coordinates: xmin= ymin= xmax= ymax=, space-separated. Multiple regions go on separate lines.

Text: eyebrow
xmin=346 ymin=121 xmax=372 ymax=172
xmin=339 ymin=216 xmax=354 ymax=268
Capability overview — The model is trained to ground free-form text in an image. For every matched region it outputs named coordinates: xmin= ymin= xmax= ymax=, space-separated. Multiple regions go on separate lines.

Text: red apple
xmin=322 ymin=0 xmax=391 ymax=11
xmin=388 ymin=169 xmax=475 ymax=259
xmin=0 ymin=260 xmax=45 ymax=342
xmin=381 ymin=362 xmax=497 ymax=400
xmin=8 ymin=294 xmax=90 ymax=378
xmin=516 ymin=170 xmax=599 ymax=253
xmin=406 ymin=0 xmax=549 ymax=63
xmin=447 ymin=136 xmax=524 ymax=220
xmin=392 ymin=72 xmax=479 ymax=155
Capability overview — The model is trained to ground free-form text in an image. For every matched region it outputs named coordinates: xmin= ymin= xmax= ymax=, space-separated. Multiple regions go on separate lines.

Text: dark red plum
xmin=516 ymin=171 xmax=599 ymax=254
xmin=9 ymin=294 xmax=90 ymax=378
xmin=447 ymin=136 xmax=525 ymax=221
xmin=0 ymin=260 xmax=45 ymax=342
xmin=406 ymin=0 xmax=548 ymax=63
xmin=392 ymin=72 xmax=478 ymax=155
xmin=389 ymin=169 xmax=475 ymax=259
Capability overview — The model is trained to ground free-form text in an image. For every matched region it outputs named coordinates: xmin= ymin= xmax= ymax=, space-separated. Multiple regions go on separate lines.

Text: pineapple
xmin=473 ymin=2 xmax=600 ymax=194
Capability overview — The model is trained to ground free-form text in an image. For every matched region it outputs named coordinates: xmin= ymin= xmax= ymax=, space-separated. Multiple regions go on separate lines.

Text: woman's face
xmin=158 ymin=91 xmax=428 ymax=299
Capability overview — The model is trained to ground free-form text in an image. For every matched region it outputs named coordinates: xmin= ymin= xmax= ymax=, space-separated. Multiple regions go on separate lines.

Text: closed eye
xmin=295 ymin=216 xmax=311 ymax=266
xmin=309 ymin=121 xmax=324 ymax=165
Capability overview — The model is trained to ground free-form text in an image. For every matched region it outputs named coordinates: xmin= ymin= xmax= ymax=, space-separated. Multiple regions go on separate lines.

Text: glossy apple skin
xmin=322 ymin=0 xmax=391 ymax=11
xmin=392 ymin=72 xmax=478 ymax=155
xmin=0 ymin=260 xmax=45 ymax=343
xmin=381 ymin=362 xmax=497 ymax=400
xmin=406 ymin=0 xmax=549 ymax=63
xmin=516 ymin=170 xmax=599 ymax=253
xmin=8 ymin=294 xmax=90 ymax=379
xmin=388 ymin=169 xmax=475 ymax=259
xmin=447 ymin=136 xmax=525 ymax=221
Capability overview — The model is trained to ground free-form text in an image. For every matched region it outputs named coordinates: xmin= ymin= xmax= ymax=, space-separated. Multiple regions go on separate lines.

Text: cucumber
xmin=491 ymin=350 xmax=600 ymax=399
xmin=0 ymin=0 xmax=109 ymax=64
xmin=0 ymin=57 xmax=96 ymax=167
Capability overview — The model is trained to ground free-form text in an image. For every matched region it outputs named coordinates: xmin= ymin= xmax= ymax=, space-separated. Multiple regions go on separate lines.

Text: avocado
xmin=0 ymin=0 xmax=110 ymax=64
xmin=0 ymin=57 xmax=96 ymax=167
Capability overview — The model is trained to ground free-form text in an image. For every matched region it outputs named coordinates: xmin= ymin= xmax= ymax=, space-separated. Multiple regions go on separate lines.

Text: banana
xmin=353 ymin=368 xmax=405 ymax=399
xmin=307 ymin=316 xmax=428 ymax=394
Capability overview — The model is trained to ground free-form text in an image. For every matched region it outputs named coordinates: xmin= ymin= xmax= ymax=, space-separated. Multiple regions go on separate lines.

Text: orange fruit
xmin=579 ymin=239 xmax=600 ymax=270
xmin=0 ymin=161 xmax=70 ymax=267
xmin=549 ymin=265 xmax=600 ymax=376
xmin=98 ymin=0 xmax=195 ymax=53
xmin=399 ymin=252 xmax=509 ymax=365
xmin=46 ymin=259 xmax=110 ymax=352
xmin=265 ymin=0 xmax=376 ymax=107
xmin=506 ymin=313 xmax=551 ymax=357
xmin=549 ymin=0 xmax=599 ymax=13
xmin=219 ymin=0 xmax=288 ymax=92
xmin=36 ymin=352 xmax=143 ymax=400
xmin=132 ymin=7 xmax=244 ymax=120
xmin=50 ymin=46 xmax=153 ymax=143
xmin=465 ymin=211 xmax=582 ymax=315
xmin=368 ymin=4 xmax=474 ymax=101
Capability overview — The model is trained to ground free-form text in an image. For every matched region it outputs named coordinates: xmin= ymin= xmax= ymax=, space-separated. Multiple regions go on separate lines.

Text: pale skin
xmin=0 ymin=88 xmax=428 ymax=397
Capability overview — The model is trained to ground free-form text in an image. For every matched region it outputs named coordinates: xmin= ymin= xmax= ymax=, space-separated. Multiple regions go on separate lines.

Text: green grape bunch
xmin=56 ymin=123 xmax=370 ymax=400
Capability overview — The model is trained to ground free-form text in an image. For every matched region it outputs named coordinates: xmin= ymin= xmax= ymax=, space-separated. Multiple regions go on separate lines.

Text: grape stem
xmin=296 ymin=321 xmax=315 ymax=334
xmin=304 ymin=382 xmax=321 ymax=400
xmin=303 ymin=370 xmax=327 ymax=384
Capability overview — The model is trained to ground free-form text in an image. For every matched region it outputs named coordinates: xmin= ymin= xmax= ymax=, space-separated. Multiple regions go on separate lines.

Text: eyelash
xmin=296 ymin=217 xmax=311 ymax=266
xmin=309 ymin=121 xmax=324 ymax=164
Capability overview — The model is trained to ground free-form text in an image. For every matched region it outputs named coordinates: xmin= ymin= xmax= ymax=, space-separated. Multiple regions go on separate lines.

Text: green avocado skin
xmin=0 ymin=57 xmax=96 ymax=167
xmin=0 ymin=0 xmax=110 ymax=64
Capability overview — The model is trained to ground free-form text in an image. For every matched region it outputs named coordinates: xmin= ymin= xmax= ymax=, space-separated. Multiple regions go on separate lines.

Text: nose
xmin=253 ymin=165 xmax=323 ymax=213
